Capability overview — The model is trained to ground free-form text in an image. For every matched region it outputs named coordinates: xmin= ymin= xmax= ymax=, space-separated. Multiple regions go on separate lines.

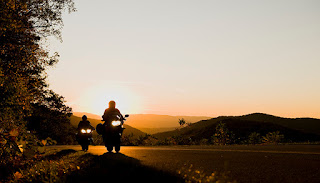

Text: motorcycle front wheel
xmin=106 ymin=145 xmax=113 ymax=152
xmin=115 ymin=144 xmax=120 ymax=153
xmin=81 ymin=144 xmax=88 ymax=151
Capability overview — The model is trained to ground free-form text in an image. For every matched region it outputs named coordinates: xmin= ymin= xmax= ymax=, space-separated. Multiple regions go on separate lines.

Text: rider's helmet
xmin=82 ymin=115 xmax=87 ymax=120
xmin=109 ymin=100 xmax=116 ymax=108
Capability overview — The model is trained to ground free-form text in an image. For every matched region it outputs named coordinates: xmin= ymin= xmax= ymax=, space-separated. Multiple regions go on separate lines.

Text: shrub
xmin=136 ymin=134 xmax=159 ymax=146
xmin=248 ymin=132 xmax=262 ymax=145
xmin=121 ymin=133 xmax=136 ymax=146
xmin=211 ymin=122 xmax=234 ymax=145
xmin=199 ymin=138 xmax=209 ymax=145
xmin=262 ymin=131 xmax=284 ymax=144
xmin=158 ymin=137 xmax=177 ymax=145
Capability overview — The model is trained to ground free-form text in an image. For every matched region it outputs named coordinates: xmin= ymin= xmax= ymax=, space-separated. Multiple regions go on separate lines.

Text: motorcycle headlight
xmin=112 ymin=121 xmax=121 ymax=126
xmin=86 ymin=129 xmax=92 ymax=133
xmin=81 ymin=129 xmax=86 ymax=133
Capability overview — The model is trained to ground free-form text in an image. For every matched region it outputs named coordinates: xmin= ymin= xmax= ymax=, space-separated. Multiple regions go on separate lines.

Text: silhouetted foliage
xmin=1 ymin=0 xmax=75 ymax=128
xmin=121 ymin=133 xmax=135 ymax=146
xmin=178 ymin=118 xmax=186 ymax=127
xmin=136 ymin=134 xmax=159 ymax=146
xmin=0 ymin=0 xmax=75 ymax=180
xmin=26 ymin=90 xmax=76 ymax=144
xmin=211 ymin=122 xmax=235 ymax=145
xmin=262 ymin=131 xmax=284 ymax=144
xmin=160 ymin=137 xmax=177 ymax=145
xmin=199 ymin=138 xmax=209 ymax=145
xmin=248 ymin=132 xmax=262 ymax=145
xmin=155 ymin=116 xmax=320 ymax=145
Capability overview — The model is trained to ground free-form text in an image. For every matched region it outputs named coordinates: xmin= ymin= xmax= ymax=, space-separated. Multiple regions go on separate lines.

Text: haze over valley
xmin=72 ymin=112 xmax=320 ymax=142
xmin=73 ymin=112 xmax=211 ymax=134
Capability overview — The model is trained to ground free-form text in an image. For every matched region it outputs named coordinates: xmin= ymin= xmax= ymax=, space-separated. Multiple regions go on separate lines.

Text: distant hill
xmin=69 ymin=115 xmax=146 ymax=138
xmin=238 ymin=113 xmax=320 ymax=135
xmin=138 ymin=127 xmax=177 ymax=134
xmin=73 ymin=112 xmax=101 ymax=120
xmin=154 ymin=113 xmax=320 ymax=142
xmin=72 ymin=112 xmax=211 ymax=134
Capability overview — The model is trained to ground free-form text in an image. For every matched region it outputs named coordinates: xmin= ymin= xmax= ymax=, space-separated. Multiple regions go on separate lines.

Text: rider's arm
xmin=77 ymin=121 xmax=82 ymax=130
xmin=116 ymin=109 xmax=124 ymax=120
xmin=102 ymin=109 xmax=108 ymax=121
xmin=87 ymin=121 xmax=95 ymax=130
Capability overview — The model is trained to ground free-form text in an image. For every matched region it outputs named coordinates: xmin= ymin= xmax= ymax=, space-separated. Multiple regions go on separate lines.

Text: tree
xmin=248 ymin=132 xmax=262 ymax=145
xmin=178 ymin=118 xmax=186 ymax=127
xmin=262 ymin=131 xmax=284 ymax=144
xmin=1 ymin=0 xmax=74 ymax=113
xmin=0 ymin=0 xmax=75 ymax=178
xmin=26 ymin=90 xmax=76 ymax=144
xmin=1 ymin=0 xmax=75 ymax=129
xmin=211 ymin=122 xmax=234 ymax=145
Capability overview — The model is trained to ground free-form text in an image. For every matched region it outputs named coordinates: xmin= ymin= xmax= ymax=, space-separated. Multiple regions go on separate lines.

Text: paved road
xmin=51 ymin=145 xmax=320 ymax=183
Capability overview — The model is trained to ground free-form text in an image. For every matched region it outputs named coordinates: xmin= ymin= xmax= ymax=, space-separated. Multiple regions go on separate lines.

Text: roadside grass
xmin=177 ymin=164 xmax=236 ymax=183
xmin=283 ymin=141 xmax=320 ymax=145
xmin=9 ymin=148 xmax=236 ymax=183
xmin=10 ymin=149 xmax=90 ymax=182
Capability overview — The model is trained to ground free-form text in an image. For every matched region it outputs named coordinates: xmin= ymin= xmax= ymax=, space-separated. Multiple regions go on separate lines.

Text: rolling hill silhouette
xmin=73 ymin=112 xmax=211 ymax=134
xmin=72 ymin=112 xmax=320 ymax=142
xmin=155 ymin=113 xmax=320 ymax=142
xmin=73 ymin=112 xmax=101 ymax=120
xmin=239 ymin=113 xmax=320 ymax=135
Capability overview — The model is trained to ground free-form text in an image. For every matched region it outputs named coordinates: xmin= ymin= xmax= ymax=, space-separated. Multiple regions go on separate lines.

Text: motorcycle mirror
xmin=125 ymin=114 xmax=129 ymax=118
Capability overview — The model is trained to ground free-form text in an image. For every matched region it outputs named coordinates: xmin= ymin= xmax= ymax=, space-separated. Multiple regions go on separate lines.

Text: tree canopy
xmin=0 ymin=0 xmax=76 ymax=172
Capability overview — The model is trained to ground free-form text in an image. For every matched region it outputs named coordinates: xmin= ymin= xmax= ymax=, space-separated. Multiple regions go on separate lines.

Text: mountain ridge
xmin=72 ymin=112 xmax=320 ymax=136
xmin=154 ymin=113 xmax=320 ymax=142
xmin=72 ymin=112 xmax=212 ymax=133
xmin=238 ymin=112 xmax=320 ymax=135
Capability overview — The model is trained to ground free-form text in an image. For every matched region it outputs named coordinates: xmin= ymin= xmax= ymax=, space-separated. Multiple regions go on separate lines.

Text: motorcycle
xmin=96 ymin=114 xmax=129 ymax=153
xmin=76 ymin=128 xmax=94 ymax=151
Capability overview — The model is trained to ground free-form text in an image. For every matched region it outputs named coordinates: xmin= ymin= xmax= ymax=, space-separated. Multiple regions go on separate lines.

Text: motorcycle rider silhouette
xmin=77 ymin=115 xmax=94 ymax=130
xmin=97 ymin=100 xmax=128 ymax=152
xmin=102 ymin=100 xmax=124 ymax=122
xmin=76 ymin=115 xmax=95 ymax=151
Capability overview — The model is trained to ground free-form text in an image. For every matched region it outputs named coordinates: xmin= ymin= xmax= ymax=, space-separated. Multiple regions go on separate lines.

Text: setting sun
xmin=80 ymin=83 xmax=142 ymax=115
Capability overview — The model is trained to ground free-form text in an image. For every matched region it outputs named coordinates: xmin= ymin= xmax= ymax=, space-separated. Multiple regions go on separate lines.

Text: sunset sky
xmin=47 ymin=0 xmax=320 ymax=118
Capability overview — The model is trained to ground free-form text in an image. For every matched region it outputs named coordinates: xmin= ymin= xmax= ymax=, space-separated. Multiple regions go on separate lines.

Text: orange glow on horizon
xmin=78 ymin=83 xmax=143 ymax=116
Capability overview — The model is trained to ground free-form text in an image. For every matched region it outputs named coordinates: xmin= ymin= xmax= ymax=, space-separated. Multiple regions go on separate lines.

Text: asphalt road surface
xmin=50 ymin=145 xmax=320 ymax=183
